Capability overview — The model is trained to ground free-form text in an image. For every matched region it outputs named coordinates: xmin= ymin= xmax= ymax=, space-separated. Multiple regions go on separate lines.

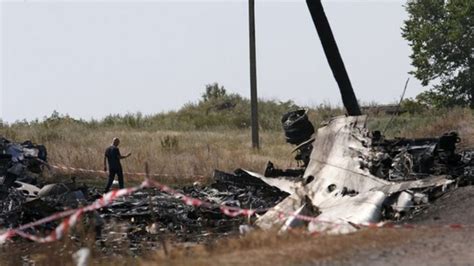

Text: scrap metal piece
xmin=255 ymin=193 xmax=304 ymax=230
xmin=387 ymin=191 xmax=414 ymax=219
xmin=279 ymin=196 xmax=319 ymax=232
xmin=5 ymin=143 xmax=25 ymax=162
xmin=12 ymin=181 xmax=40 ymax=202
xmin=292 ymin=137 xmax=315 ymax=167
xmin=281 ymin=109 xmax=315 ymax=145
xmin=389 ymin=148 xmax=414 ymax=180
xmin=7 ymin=163 xmax=26 ymax=177
xmin=72 ymin=248 xmax=91 ymax=266
xmin=239 ymin=169 xmax=303 ymax=195
xmin=374 ymin=175 xmax=454 ymax=195
xmin=38 ymin=183 xmax=70 ymax=198
xmin=302 ymin=116 xmax=389 ymax=218
xmin=306 ymin=191 xmax=386 ymax=229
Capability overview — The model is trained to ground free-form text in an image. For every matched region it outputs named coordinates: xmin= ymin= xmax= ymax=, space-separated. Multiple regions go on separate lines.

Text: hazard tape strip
xmin=49 ymin=164 xmax=205 ymax=180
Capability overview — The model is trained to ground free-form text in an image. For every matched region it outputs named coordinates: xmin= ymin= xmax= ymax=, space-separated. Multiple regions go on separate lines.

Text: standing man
xmin=104 ymin=137 xmax=131 ymax=193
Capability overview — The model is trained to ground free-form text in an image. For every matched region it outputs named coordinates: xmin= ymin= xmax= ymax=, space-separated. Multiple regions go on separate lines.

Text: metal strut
xmin=306 ymin=0 xmax=362 ymax=116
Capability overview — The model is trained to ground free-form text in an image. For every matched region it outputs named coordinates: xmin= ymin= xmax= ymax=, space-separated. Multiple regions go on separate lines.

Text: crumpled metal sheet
xmin=238 ymin=169 xmax=303 ymax=195
xmin=310 ymin=191 xmax=386 ymax=224
xmin=374 ymin=175 xmax=454 ymax=195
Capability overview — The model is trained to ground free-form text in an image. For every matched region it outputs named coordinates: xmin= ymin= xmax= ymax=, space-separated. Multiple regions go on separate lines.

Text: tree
xmin=199 ymin=83 xmax=243 ymax=114
xmin=201 ymin=83 xmax=228 ymax=102
xmin=402 ymin=0 xmax=473 ymax=108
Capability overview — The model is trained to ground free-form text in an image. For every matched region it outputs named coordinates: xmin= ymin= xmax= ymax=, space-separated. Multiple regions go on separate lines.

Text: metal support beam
xmin=306 ymin=0 xmax=362 ymax=116
xmin=249 ymin=0 xmax=260 ymax=149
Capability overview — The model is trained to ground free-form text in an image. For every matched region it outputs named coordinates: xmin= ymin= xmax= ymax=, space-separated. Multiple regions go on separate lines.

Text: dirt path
xmin=330 ymin=228 xmax=474 ymax=266
xmin=321 ymin=186 xmax=474 ymax=266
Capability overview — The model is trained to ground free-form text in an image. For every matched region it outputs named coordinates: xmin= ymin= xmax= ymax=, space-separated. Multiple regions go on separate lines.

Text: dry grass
xmin=367 ymin=108 xmax=474 ymax=148
xmin=2 ymin=108 xmax=473 ymax=187
xmin=3 ymin=128 xmax=295 ymax=185
xmin=403 ymin=108 xmax=474 ymax=148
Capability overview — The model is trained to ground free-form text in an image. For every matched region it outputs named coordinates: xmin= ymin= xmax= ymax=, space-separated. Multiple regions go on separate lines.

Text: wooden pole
xmin=249 ymin=0 xmax=259 ymax=149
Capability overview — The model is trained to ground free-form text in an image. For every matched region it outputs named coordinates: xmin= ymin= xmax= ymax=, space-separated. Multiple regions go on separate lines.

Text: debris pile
xmin=0 ymin=137 xmax=51 ymax=227
xmin=369 ymin=131 xmax=472 ymax=182
xmin=0 ymin=137 xmax=47 ymax=185
xmin=97 ymin=170 xmax=288 ymax=251
xmin=0 ymin=137 xmax=288 ymax=251
xmin=252 ymin=114 xmax=474 ymax=233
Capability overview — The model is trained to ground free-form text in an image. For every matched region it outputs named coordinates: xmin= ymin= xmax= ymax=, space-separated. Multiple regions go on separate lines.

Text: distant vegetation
xmin=1 ymin=82 xmax=473 ymax=139
xmin=1 ymin=83 xmax=343 ymax=132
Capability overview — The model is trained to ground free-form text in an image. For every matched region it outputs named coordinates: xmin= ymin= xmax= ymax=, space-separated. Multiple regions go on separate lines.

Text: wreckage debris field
xmin=0 ymin=108 xmax=473 ymax=265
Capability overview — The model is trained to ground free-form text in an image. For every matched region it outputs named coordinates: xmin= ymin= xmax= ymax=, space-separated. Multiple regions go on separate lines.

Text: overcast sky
xmin=1 ymin=0 xmax=424 ymax=123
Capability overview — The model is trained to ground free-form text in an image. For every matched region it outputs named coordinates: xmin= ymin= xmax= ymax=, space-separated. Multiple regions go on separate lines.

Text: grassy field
xmin=4 ymin=128 xmax=295 ymax=185
xmin=1 ymin=108 xmax=473 ymax=187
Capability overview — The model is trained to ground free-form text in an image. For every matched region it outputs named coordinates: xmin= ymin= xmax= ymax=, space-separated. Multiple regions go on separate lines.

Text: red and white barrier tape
xmin=49 ymin=164 xmax=205 ymax=179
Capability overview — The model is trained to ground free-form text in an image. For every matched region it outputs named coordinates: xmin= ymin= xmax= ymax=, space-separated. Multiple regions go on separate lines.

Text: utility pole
xmin=249 ymin=0 xmax=259 ymax=149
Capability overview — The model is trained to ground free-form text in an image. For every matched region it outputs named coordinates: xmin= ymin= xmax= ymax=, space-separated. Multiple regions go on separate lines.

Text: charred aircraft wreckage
xmin=248 ymin=0 xmax=474 ymax=233
xmin=0 ymin=0 xmax=473 ymax=251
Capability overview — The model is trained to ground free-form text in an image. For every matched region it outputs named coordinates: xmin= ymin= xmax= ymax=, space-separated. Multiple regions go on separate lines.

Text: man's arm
xmin=103 ymin=156 xmax=107 ymax=171
xmin=117 ymin=148 xmax=131 ymax=159
xmin=119 ymin=153 xmax=132 ymax=159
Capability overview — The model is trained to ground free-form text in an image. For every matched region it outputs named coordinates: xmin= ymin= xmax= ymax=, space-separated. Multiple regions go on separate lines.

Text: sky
xmin=1 ymin=0 xmax=424 ymax=123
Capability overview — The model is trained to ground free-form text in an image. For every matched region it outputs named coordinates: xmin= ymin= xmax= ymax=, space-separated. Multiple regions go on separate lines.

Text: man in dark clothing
xmin=104 ymin=138 xmax=131 ymax=193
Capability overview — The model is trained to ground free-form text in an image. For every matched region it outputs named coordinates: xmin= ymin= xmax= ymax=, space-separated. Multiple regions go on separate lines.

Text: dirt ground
xmin=329 ymin=228 xmax=474 ymax=266
xmin=150 ymin=228 xmax=473 ymax=266
xmin=327 ymin=186 xmax=474 ymax=266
